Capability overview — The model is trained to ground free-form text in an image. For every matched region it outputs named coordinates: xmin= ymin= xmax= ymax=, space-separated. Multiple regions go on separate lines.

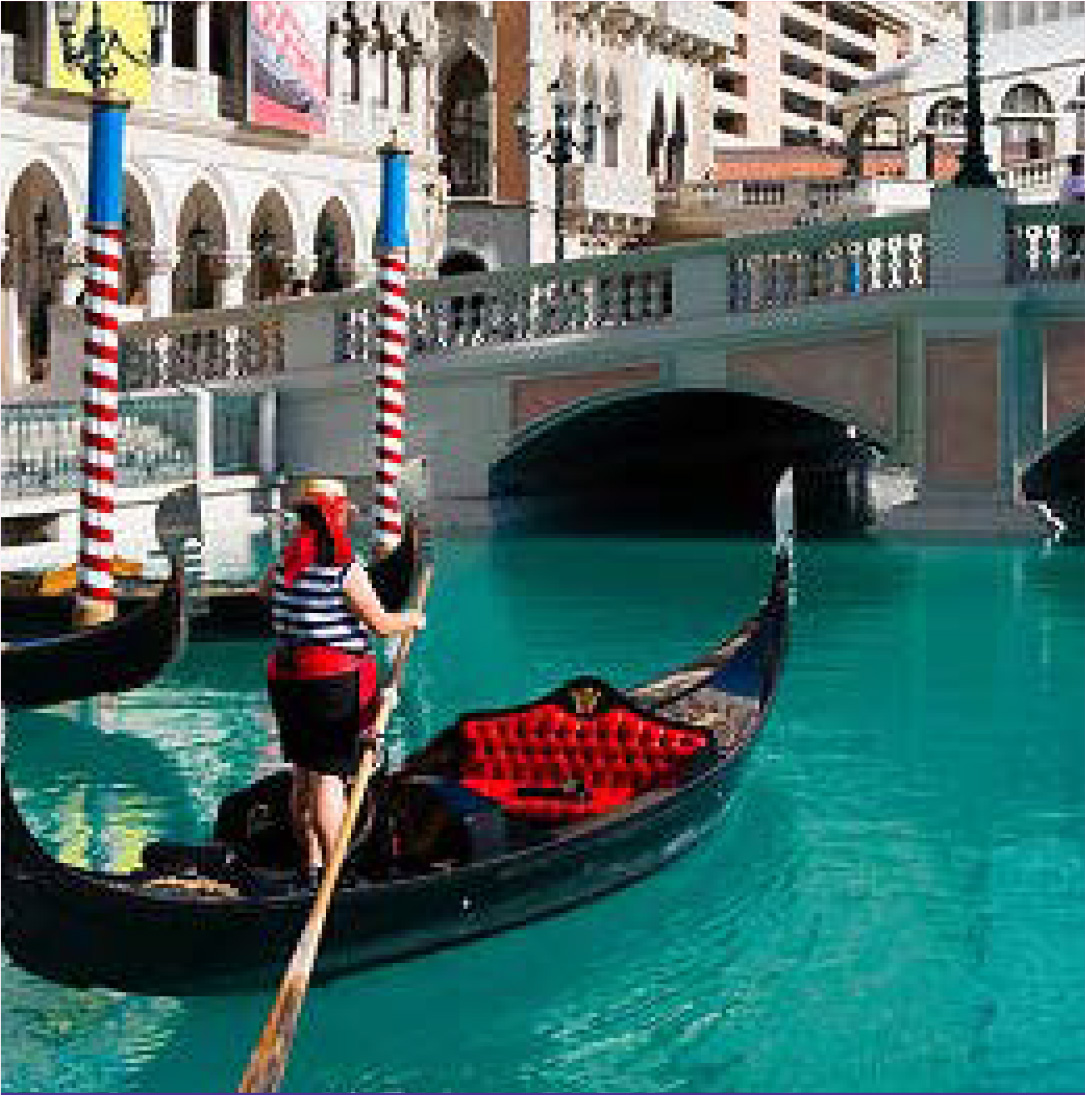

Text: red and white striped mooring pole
xmin=373 ymin=134 xmax=411 ymax=559
xmin=76 ymin=88 xmax=130 ymax=628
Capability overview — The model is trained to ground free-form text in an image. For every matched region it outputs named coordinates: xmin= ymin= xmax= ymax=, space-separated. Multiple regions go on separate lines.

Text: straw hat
xmin=293 ymin=477 xmax=349 ymax=505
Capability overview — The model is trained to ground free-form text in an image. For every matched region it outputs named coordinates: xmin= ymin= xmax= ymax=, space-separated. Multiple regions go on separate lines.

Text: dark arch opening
xmin=1022 ymin=424 xmax=1085 ymax=540
xmin=491 ymin=390 xmax=880 ymax=536
xmin=438 ymin=250 xmax=487 ymax=277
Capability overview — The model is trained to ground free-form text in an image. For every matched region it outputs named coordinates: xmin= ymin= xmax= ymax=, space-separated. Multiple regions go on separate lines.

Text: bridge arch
xmin=492 ymin=386 xmax=882 ymax=534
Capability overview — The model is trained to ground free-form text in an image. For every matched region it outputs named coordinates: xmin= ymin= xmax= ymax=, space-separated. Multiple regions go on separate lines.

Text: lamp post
xmin=953 ymin=0 xmax=997 ymax=188
xmin=514 ymin=81 xmax=599 ymax=263
xmin=54 ymin=0 xmax=168 ymax=628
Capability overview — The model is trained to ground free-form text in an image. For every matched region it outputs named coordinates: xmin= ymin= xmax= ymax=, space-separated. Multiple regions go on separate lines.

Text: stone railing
xmin=718 ymin=211 xmax=929 ymax=311
xmin=113 ymin=212 xmax=942 ymax=387
xmin=1006 ymin=202 xmax=1085 ymax=284
xmin=120 ymin=306 xmax=286 ymax=391
xmin=997 ymin=155 xmax=1074 ymax=199
xmin=336 ymin=249 xmax=676 ymax=366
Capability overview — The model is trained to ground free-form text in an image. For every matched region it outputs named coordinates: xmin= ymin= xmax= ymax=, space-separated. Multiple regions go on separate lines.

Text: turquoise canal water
xmin=3 ymin=535 xmax=1084 ymax=1094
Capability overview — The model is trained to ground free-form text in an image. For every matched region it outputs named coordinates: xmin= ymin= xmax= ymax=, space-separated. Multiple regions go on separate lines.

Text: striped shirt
xmin=270 ymin=560 xmax=370 ymax=654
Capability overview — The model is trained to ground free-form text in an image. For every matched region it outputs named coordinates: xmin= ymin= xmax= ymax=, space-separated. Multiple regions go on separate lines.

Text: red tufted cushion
xmin=459 ymin=703 xmax=707 ymax=824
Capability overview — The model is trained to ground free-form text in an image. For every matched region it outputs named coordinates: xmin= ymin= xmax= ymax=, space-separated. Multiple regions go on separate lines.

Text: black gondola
xmin=2 ymin=479 xmax=794 ymax=997
xmin=0 ymin=485 xmax=201 ymax=709
xmin=1 ymin=515 xmax=421 ymax=641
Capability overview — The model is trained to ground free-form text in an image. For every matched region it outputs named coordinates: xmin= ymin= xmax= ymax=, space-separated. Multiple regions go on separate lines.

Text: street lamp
xmin=53 ymin=0 xmax=168 ymax=629
xmin=514 ymin=80 xmax=599 ymax=263
xmin=953 ymin=0 xmax=998 ymax=188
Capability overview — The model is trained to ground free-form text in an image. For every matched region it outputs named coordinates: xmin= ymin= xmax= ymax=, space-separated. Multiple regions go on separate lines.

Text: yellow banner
xmin=49 ymin=1 xmax=151 ymax=103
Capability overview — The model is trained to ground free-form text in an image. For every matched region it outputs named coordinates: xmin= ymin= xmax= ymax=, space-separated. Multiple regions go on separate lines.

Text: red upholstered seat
xmin=459 ymin=699 xmax=708 ymax=824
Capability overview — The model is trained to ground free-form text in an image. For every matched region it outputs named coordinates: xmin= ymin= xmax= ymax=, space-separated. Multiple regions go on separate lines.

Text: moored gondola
xmin=0 ymin=518 xmax=421 ymax=642
xmin=0 ymin=486 xmax=201 ymax=710
xmin=2 ymin=478 xmax=794 ymax=997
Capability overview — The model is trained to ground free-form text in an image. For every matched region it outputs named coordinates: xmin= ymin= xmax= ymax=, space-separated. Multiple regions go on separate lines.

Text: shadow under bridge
xmin=490 ymin=390 xmax=879 ymax=536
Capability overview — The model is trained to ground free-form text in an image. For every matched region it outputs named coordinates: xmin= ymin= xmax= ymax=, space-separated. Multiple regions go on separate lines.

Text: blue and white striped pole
xmin=75 ymin=87 xmax=130 ymax=628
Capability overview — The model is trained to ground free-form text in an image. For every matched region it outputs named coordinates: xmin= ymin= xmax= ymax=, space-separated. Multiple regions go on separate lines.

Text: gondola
xmin=0 ymin=486 xmax=199 ymax=710
xmin=1 ymin=511 xmax=422 ymax=641
xmin=2 ymin=476 xmax=794 ymax=997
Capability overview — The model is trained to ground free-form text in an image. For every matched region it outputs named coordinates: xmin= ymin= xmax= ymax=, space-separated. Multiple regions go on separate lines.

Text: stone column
xmin=196 ymin=0 xmax=212 ymax=74
xmin=145 ymin=246 xmax=178 ymax=318
xmin=288 ymin=253 xmax=316 ymax=296
xmin=56 ymin=240 xmax=85 ymax=307
xmin=216 ymin=250 xmax=251 ymax=308
xmin=877 ymin=186 xmax=1053 ymax=540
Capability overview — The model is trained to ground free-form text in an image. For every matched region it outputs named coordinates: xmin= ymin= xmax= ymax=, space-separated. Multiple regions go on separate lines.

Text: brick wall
xmin=510 ymin=364 xmax=662 ymax=432
xmin=1044 ymin=320 xmax=1085 ymax=438
xmin=924 ymin=336 xmax=999 ymax=490
xmin=727 ymin=329 xmax=897 ymax=438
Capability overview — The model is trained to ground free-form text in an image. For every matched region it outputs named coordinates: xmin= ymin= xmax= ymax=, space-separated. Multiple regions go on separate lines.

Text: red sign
xmin=248 ymin=1 xmax=327 ymax=135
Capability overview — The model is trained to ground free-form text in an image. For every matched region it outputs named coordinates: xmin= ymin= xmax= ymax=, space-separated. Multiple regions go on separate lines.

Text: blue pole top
xmin=377 ymin=134 xmax=411 ymax=252
xmin=87 ymin=93 xmax=129 ymax=226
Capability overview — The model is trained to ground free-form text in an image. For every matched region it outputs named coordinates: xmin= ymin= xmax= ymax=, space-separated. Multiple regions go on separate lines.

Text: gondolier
xmin=261 ymin=477 xmax=425 ymax=887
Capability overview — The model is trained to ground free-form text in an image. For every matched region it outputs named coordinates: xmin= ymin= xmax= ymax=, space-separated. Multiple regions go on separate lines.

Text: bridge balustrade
xmin=119 ymin=309 xmax=285 ymax=391
xmin=1006 ymin=204 xmax=1085 ymax=284
xmin=336 ymin=252 xmax=675 ymax=365
xmin=721 ymin=212 xmax=929 ymax=312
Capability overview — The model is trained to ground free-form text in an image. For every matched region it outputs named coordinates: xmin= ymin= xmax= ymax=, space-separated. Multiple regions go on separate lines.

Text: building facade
xmin=710 ymin=2 xmax=957 ymax=163
xmin=842 ymin=2 xmax=1085 ymax=182
xmin=437 ymin=1 xmax=734 ymax=271
xmin=1 ymin=0 xmax=445 ymax=395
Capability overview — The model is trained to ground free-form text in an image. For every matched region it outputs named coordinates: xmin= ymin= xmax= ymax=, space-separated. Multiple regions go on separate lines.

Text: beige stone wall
xmin=924 ymin=336 xmax=999 ymax=489
xmin=510 ymin=363 xmax=662 ymax=432
xmin=1044 ymin=320 xmax=1085 ymax=439
xmin=727 ymin=329 xmax=898 ymax=438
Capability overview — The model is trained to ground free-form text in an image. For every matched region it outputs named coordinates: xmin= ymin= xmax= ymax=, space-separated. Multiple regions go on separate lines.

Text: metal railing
xmin=1 ymin=392 xmax=197 ymax=498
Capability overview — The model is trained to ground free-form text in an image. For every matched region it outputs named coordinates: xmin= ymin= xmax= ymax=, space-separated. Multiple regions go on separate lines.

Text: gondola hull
xmin=0 ymin=565 xmax=185 ymax=709
xmin=3 ymin=547 xmax=788 ymax=997
xmin=0 ymin=520 xmax=420 ymax=642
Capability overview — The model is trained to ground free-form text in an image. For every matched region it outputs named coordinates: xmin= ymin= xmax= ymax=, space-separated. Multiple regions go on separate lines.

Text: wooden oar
xmin=238 ymin=565 xmax=433 ymax=1094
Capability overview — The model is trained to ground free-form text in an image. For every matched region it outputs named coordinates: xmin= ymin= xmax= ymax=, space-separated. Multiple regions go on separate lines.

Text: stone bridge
xmin=103 ymin=187 xmax=1085 ymax=536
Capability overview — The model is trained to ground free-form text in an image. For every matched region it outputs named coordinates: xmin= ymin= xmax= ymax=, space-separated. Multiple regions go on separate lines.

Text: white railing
xmin=120 ymin=307 xmax=285 ymax=390
xmin=113 ymin=213 xmax=941 ymax=388
xmin=997 ymin=155 xmax=1074 ymax=198
xmin=720 ymin=212 xmax=929 ymax=311
xmin=564 ymin=164 xmax=656 ymax=221
xmin=1006 ymin=203 xmax=1085 ymax=284
xmin=337 ymin=250 xmax=675 ymax=366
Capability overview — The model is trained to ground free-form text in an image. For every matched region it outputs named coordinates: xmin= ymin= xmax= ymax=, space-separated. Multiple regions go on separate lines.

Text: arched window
xmin=648 ymin=92 xmax=666 ymax=178
xmin=667 ymin=98 xmax=688 ymax=186
xmin=1000 ymin=82 xmax=1056 ymax=163
xmin=926 ymin=97 xmax=965 ymax=133
xmin=582 ymin=65 xmax=599 ymax=166
xmin=439 ymin=52 xmax=490 ymax=197
xmin=604 ymin=71 xmax=621 ymax=169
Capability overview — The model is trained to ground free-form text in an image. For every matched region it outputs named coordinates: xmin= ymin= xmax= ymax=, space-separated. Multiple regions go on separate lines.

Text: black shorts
xmin=268 ymin=667 xmax=377 ymax=777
